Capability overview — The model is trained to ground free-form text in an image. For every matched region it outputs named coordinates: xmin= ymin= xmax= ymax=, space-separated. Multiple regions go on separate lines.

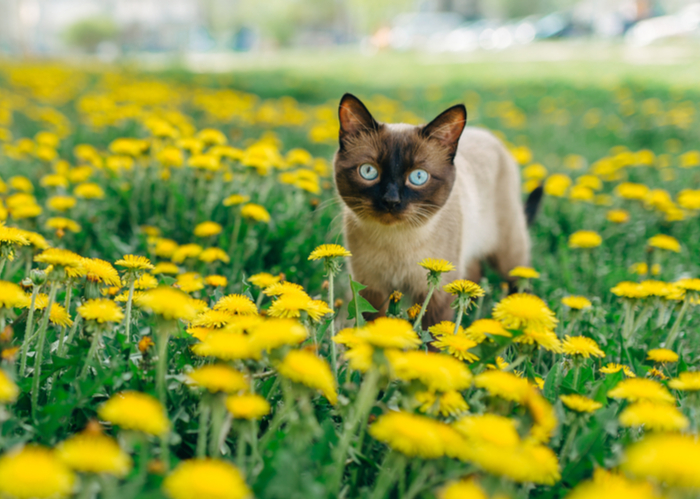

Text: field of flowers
xmin=1 ymin=61 xmax=700 ymax=499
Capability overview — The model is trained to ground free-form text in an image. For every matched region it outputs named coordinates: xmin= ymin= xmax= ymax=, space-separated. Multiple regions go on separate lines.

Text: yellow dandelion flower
xmin=306 ymin=299 xmax=334 ymax=322
xmin=474 ymin=370 xmax=533 ymax=403
xmin=205 ymin=275 xmax=228 ymax=288
xmin=15 ymin=228 xmax=49 ymax=250
xmin=647 ymin=348 xmax=678 ymax=364
xmin=406 ymin=303 xmax=422 ymax=319
xmin=429 ymin=321 xmax=465 ymax=337
xmin=344 ymin=343 xmax=374 ymax=372
xmin=369 ymin=411 xmax=461 ymax=459
xmin=443 ymin=279 xmax=485 ymax=297
xmin=387 ymin=350 xmax=473 ymax=392
xmin=669 ymin=371 xmax=700 ymax=391
xmin=46 ymin=217 xmax=81 ymax=233
xmin=464 ymin=318 xmax=512 ymax=342
xmin=193 ymin=221 xmax=223 ymax=238
xmin=34 ymin=248 xmax=83 ymax=272
xmin=214 ymin=294 xmax=257 ymax=315
xmin=248 ymin=272 xmax=280 ymax=288
xmin=249 ymin=318 xmax=307 ymax=352
xmin=192 ymin=331 xmax=258 ymax=361
xmin=191 ymin=310 xmax=235 ymax=329
xmin=78 ymin=299 xmax=124 ymax=324
xmin=115 ymin=254 xmax=154 ymax=272
xmin=509 ymin=266 xmax=540 ymax=279
xmin=0 ymin=281 xmax=25 ymax=309
xmin=356 ymin=317 xmax=421 ymax=350
xmin=223 ymin=194 xmax=251 ymax=206
xmin=431 ymin=334 xmax=479 ymax=362
xmin=419 ymin=258 xmax=456 ymax=273
xmin=47 ymin=195 xmax=76 ymax=212
xmin=676 ymin=277 xmax=700 ymax=292
xmin=154 ymin=238 xmax=179 ymax=258
xmin=544 ymin=173 xmax=571 ymax=197
xmin=176 ymin=272 xmax=205 ymax=293
xmin=152 ymin=262 xmax=180 ymax=275
xmin=0 ymin=224 xmax=30 ymax=248
xmin=163 ymin=458 xmax=251 ymax=499
xmin=135 ymin=286 xmax=199 ymax=321
xmin=98 ymin=391 xmax=169 ymax=436
xmin=561 ymin=296 xmax=592 ymax=310
xmin=0 ymin=369 xmax=19 ymax=403
xmin=607 ymin=378 xmax=674 ymax=403
xmin=308 ymin=243 xmax=351 ymax=260
xmin=562 ymin=336 xmax=605 ymax=358
xmin=492 ymin=293 xmax=558 ymax=332
xmin=560 ymin=394 xmax=603 ymax=413
xmin=616 ymin=182 xmax=650 ymax=200
xmin=81 ymin=258 xmax=121 ymax=286
xmin=600 ymin=363 xmax=636 ymax=377
xmin=0 ymin=446 xmax=75 ymax=499
xmin=436 ymin=390 xmax=469 ymax=417
xmin=199 ymin=247 xmax=230 ymax=264
xmin=619 ymin=401 xmax=689 ymax=431
xmin=567 ymin=469 xmax=657 ymax=499
xmin=568 ymin=230 xmax=602 ymax=249
xmin=187 ymin=364 xmax=248 ymax=394
xmin=647 ymin=367 xmax=667 ymax=380
xmin=21 ymin=295 xmax=74 ymax=327
xmin=622 ymin=433 xmax=700 ymax=490
xmin=225 ymin=394 xmax=271 ymax=420
xmin=134 ymin=273 xmax=158 ymax=290
xmin=171 ymin=243 xmax=204 ymax=263
xmin=276 ymin=349 xmax=337 ymax=404
xmin=74 ymin=182 xmax=105 ymax=199
xmin=648 ymin=234 xmax=680 ymax=252
xmin=56 ymin=430 xmax=132 ymax=477
xmin=263 ymin=281 xmax=304 ymax=296
xmin=454 ymin=413 xmax=520 ymax=447
xmin=241 ymin=203 xmax=270 ymax=223
xmin=611 ymin=281 xmax=648 ymax=299
xmin=437 ymin=478 xmax=487 ymax=500
xmin=607 ymin=209 xmax=630 ymax=223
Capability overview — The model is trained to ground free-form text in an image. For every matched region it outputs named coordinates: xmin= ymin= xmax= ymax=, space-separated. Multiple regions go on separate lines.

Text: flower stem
xmin=19 ymin=284 xmax=40 ymax=377
xmin=0 ymin=257 xmax=6 ymax=278
xmin=413 ymin=283 xmax=438 ymax=331
xmin=31 ymin=280 xmax=58 ymax=422
xmin=196 ymin=398 xmax=211 ymax=457
xmin=156 ymin=328 xmax=170 ymax=405
xmin=666 ymin=297 xmax=690 ymax=348
xmin=59 ymin=315 xmax=81 ymax=357
xmin=370 ymin=451 xmax=406 ymax=499
xmin=560 ymin=417 xmax=581 ymax=462
xmin=124 ymin=278 xmax=136 ymax=345
xmin=328 ymin=270 xmax=338 ymax=379
xmin=452 ymin=299 xmax=470 ymax=334
xmin=209 ymin=395 xmax=226 ymax=457
xmin=330 ymin=368 xmax=380 ymax=494
xmin=56 ymin=282 xmax=73 ymax=354
xmin=80 ymin=327 xmax=103 ymax=379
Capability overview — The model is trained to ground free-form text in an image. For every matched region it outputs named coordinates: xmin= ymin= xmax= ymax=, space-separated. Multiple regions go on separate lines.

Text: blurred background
xmin=1 ymin=0 xmax=699 ymax=64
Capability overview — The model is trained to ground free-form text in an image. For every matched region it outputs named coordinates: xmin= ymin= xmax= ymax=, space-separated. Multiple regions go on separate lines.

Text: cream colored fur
xmin=342 ymin=125 xmax=530 ymax=309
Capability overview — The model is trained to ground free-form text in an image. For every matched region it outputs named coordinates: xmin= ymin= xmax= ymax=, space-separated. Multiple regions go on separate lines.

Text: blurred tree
xmin=64 ymin=16 xmax=119 ymax=53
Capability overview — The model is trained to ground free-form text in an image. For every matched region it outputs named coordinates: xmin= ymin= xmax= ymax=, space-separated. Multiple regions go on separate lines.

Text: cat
xmin=333 ymin=93 xmax=542 ymax=329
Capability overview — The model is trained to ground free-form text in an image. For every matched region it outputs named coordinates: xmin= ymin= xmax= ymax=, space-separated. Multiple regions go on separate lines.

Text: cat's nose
xmin=383 ymin=185 xmax=401 ymax=208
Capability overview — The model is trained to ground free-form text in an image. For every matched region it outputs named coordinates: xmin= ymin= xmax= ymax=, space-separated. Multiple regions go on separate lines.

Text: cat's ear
xmin=339 ymin=93 xmax=378 ymax=143
xmin=421 ymin=104 xmax=467 ymax=156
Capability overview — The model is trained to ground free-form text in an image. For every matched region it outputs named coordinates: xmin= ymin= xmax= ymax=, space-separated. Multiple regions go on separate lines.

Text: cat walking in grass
xmin=334 ymin=93 xmax=542 ymax=329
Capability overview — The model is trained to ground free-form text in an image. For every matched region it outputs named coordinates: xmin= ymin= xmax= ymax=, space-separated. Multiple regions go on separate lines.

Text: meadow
xmin=1 ymin=49 xmax=700 ymax=498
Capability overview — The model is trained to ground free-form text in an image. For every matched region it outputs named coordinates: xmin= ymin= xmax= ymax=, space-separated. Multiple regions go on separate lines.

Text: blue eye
xmin=408 ymin=169 xmax=429 ymax=186
xmin=359 ymin=164 xmax=378 ymax=181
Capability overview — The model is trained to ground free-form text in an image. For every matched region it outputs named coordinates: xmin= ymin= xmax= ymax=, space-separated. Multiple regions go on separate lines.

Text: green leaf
xmin=346 ymin=276 xmax=377 ymax=327
xmin=544 ymin=361 xmax=563 ymax=402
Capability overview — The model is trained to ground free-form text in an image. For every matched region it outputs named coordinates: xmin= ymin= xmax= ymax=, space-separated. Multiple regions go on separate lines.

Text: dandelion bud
xmin=322 ymin=280 xmax=329 ymax=290
xmin=0 ymin=325 xmax=13 ymax=343
xmin=334 ymin=298 xmax=343 ymax=309
xmin=148 ymin=459 xmax=167 ymax=475
xmin=29 ymin=268 xmax=47 ymax=286
xmin=138 ymin=336 xmax=155 ymax=354
xmin=84 ymin=419 xmax=103 ymax=435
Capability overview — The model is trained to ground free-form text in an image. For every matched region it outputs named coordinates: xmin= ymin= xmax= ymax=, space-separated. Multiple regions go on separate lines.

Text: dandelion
xmin=600 ymin=363 xmax=636 ymax=377
xmin=619 ymin=401 xmax=689 ymax=431
xmin=192 ymin=331 xmax=258 ymax=361
xmin=387 ymin=350 xmax=473 ymax=392
xmin=115 ymin=254 xmax=154 ymax=271
xmin=0 ymin=446 xmax=75 ymax=499
xmin=276 ymin=349 xmax=337 ymax=404
xmin=241 ymin=203 xmax=270 ymax=223
xmin=187 ymin=364 xmax=248 ymax=394
xmin=648 ymin=234 xmax=680 ymax=252
xmin=78 ymin=298 xmax=124 ymax=324
xmin=223 ymin=194 xmax=251 ymax=206
xmin=152 ymin=262 xmax=180 ymax=275
xmin=205 ymin=275 xmax=228 ymax=288
xmin=544 ymin=173 xmax=571 ymax=197
xmin=199 ymin=247 xmax=230 ymax=264
xmin=134 ymin=273 xmax=158 ymax=290
xmin=226 ymin=394 xmax=271 ymax=420
xmin=669 ymin=371 xmax=700 ymax=391
xmin=622 ymin=433 xmax=700 ymax=491
xmin=34 ymin=248 xmax=83 ymax=273
xmin=464 ymin=318 xmax=512 ymax=342
xmin=568 ymin=230 xmax=602 ymax=249
xmin=308 ymin=243 xmax=352 ymax=260
xmin=419 ymin=258 xmax=455 ymax=274
xmin=0 ymin=280 xmax=25 ymax=310
xmin=431 ymin=334 xmax=479 ymax=362
xmin=369 ymin=411 xmax=459 ymax=459
xmin=611 ymin=281 xmax=648 ymax=299
xmin=437 ymin=478 xmax=486 ymax=500
xmin=162 ymin=458 xmax=251 ymax=499
xmin=608 ymin=378 xmax=674 ymax=403
xmin=136 ymin=286 xmax=199 ymax=321
xmin=98 ymin=391 xmax=170 ymax=436
xmin=492 ymin=293 xmax=558 ymax=332
xmin=248 ymin=272 xmax=280 ymax=289
xmin=194 ymin=221 xmax=223 ymax=238
xmin=607 ymin=209 xmax=630 ymax=223
xmin=356 ymin=317 xmax=421 ymax=350
xmin=616 ymin=182 xmax=650 ymax=200
xmin=562 ymin=296 xmax=592 ymax=310
xmin=568 ymin=469 xmax=656 ymax=499
xmin=647 ymin=348 xmax=678 ymax=363
xmin=474 ymin=370 xmax=533 ymax=403
xmin=560 ymin=394 xmax=602 ymax=413
xmin=509 ymin=266 xmax=540 ymax=279
xmin=82 ymin=258 xmax=121 ymax=287
xmin=0 ymin=368 xmax=19 ymax=403
xmin=248 ymin=318 xmax=307 ymax=352
xmin=56 ymin=429 xmax=132 ymax=477
xmin=263 ymin=281 xmax=305 ymax=296
xmin=176 ymin=272 xmax=205 ymax=293
xmin=562 ymin=336 xmax=605 ymax=358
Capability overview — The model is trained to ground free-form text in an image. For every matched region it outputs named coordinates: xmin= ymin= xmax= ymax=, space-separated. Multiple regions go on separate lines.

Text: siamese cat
xmin=334 ymin=93 xmax=542 ymax=329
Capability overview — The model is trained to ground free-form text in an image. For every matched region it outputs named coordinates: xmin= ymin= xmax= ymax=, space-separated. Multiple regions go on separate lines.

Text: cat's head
xmin=334 ymin=93 xmax=466 ymax=227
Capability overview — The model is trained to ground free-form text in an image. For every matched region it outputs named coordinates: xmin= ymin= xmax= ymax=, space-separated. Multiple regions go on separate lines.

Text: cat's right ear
xmin=339 ymin=94 xmax=378 ymax=145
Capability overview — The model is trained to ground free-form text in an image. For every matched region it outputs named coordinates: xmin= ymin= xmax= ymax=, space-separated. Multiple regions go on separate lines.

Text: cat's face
xmin=334 ymin=94 xmax=466 ymax=227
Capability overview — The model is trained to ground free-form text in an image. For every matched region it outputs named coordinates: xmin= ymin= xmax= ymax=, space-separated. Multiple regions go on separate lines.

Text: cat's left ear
xmin=421 ymin=104 xmax=467 ymax=157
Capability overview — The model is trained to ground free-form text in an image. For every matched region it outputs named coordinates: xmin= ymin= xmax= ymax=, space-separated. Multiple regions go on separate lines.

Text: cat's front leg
xmin=418 ymin=288 xmax=454 ymax=330
xmin=359 ymin=287 xmax=389 ymax=322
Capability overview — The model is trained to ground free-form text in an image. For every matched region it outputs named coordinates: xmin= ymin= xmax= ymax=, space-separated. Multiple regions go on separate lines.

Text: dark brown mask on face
xmin=334 ymin=93 xmax=467 ymax=227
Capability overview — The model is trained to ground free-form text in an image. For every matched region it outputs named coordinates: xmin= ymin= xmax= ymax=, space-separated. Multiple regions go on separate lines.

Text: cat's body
xmin=334 ymin=95 xmax=536 ymax=328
